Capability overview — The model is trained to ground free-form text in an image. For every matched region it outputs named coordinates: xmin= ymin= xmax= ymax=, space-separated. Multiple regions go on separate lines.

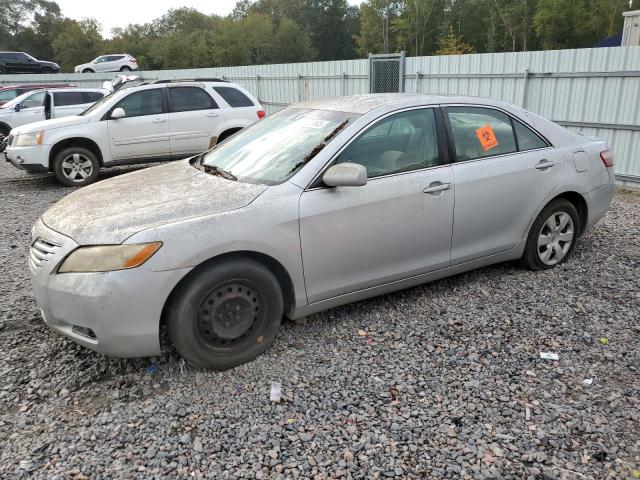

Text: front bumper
xmin=5 ymin=144 xmax=51 ymax=173
xmin=30 ymin=219 xmax=191 ymax=358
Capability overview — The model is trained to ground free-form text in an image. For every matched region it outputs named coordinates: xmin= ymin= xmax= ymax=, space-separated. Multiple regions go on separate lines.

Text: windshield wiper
xmin=203 ymin=164 xmax=237 ymax=181
xmin=288 ymin=119 xmax=350 ymax=174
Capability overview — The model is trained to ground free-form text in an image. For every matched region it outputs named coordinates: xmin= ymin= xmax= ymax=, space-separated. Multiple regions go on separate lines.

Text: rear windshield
xmin=201 ymin=108 xmax=358 ymax=185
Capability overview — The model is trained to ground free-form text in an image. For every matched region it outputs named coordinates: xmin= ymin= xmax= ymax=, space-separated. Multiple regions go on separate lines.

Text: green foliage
xmin=1 ymin=0 xmax=634 ymax=72
xmin=52 ymin=19 xmax=103 ymax=72
xmin=435 ymin=26 xmax=475 ymax=55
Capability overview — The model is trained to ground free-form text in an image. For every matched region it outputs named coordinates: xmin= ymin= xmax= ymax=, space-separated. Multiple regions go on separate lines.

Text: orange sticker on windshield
xmin=475 ymin=124 xmax=499 ymax=151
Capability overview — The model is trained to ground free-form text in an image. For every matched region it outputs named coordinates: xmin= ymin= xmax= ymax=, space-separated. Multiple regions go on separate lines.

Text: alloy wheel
xmin=60 ymin=153 xmax=94 ymax=183
xmin=537 ymin=211 xmax=574 ymax=266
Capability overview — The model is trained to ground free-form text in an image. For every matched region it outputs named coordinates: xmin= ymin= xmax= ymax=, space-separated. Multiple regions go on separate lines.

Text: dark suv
xmin=0 ymin=52 xmax=60 ymax=74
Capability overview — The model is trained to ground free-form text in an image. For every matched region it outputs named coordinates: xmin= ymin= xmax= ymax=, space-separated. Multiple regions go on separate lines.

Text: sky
xmin=53 ymin=0 xmax=361 ymax=38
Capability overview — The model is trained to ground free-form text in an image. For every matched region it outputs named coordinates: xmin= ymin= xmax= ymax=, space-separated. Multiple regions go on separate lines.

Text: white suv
xmin=75 ymin=54 xmax=138 ymax=73
xmin=5 ymin=80 xmax=265 ymax=186
xmin=0 ymin=88 xmax=107 ymax=136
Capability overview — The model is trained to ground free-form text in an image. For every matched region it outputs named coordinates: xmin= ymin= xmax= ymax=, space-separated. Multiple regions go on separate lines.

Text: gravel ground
xmin=0 ymin=159 xmax=639 ymax=479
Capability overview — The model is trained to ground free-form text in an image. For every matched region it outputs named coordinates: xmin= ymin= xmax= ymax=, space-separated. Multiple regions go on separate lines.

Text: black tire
xmin=0 ymin=123 xmax=10 ymax=137
xmin=120 ymin=65 xmax=132 ymax=72
xmin=41 ymin=67 xmax=54 ymax=74
xmin=82 ymin=69 xmax=94 ymax=73
xmin=52 ymin=146 xmax=100 ymax=187
xmin=0 ymin=66 xmax=6 ymax=74
xmin=166 ymin=256 xmax=284 ymax=370
xmin=521 ymin=198 xmax=580 ymax=271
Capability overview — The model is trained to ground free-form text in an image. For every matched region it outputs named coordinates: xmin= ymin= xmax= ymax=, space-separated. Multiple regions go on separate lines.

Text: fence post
xmin=256 ymin=74 xmax=261 ymax=103
xmin=521 ymin=68 xmax=530 ymax=108
xmin=415 ymin=71 xmax=421 ymax=93
xmin=341 ymin=72 xmax=347 ymax=96
xmin=298 ymin=75 xmax=303 ymax=102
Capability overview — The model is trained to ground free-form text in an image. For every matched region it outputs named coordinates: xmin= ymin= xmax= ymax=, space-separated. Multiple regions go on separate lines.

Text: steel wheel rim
xmin=61 ymin=153 xmax=93 ymax=182
xmin=537 ymin=211 xmax=574 ymax=266
xmin=196 ymin=281 xmax=263 ymax=349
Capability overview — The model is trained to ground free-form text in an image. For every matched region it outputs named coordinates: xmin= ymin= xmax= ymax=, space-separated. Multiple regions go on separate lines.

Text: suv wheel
xmin=82 ymin=68 xmax=94 ymax=73
xmin=41 ymin=67 xmax=54 ymax=74
xmin=0 ymin=66 xmax=5 ymax=74
xmin=521 ymin=199 xmax=580 ymax=270
xmin=53 ymin=146 xmax=100 ymax=187
xmin=166 ymin=256 xmax=284 ymax=370
xmin=120 ymin=65 xmax=132 ymax=72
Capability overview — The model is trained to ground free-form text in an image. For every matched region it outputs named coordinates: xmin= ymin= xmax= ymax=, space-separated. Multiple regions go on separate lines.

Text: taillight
xmin=600 ymin=150 xmax=614 ymax=168
xmin=130 ymin=57 xmax=137 ymax=64
xmin=257 ymin=110 xmax=266 ymax=119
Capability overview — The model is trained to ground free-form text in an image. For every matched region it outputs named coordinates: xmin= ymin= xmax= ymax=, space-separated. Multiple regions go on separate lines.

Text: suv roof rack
xmin=151 ymin=78 xmax=229 ymax=84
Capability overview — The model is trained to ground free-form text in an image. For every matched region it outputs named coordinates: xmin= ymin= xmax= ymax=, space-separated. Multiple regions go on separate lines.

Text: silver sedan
xmin=30 ymin=94 xmax=615 ymax=369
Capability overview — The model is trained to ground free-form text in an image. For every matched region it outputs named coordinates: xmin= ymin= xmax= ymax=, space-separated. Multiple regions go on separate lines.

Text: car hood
xmin=41 ymin=160 xmax=268 ymax=244
xmin=11 ymin=116 xmax=90 ymax=135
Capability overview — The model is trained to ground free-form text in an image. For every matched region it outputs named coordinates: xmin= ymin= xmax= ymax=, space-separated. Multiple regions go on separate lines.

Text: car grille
xmin=29 ymin=238 xmax=60 ymax=271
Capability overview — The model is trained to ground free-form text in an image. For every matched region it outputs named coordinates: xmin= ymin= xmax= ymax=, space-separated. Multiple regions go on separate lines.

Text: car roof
xmin=0 ymin=83 xmax=72 ymax=90
xmin=46 ymin=87 xmax=106 ymax=93
xmin=294 ymin=93 xmax=520 ymax=115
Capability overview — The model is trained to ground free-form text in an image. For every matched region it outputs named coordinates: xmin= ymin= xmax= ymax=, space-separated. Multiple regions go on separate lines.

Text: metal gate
xmin=369 ymin=52 xmax=405 ymax=93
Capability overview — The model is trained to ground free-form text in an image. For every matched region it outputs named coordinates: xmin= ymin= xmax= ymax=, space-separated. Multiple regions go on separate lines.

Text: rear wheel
xmin=82 ymin=68 xmax=94 ymax=73
xmin=120 ymin=65 xmax=132 ymax=72
xmin=521 ymin=199 xmax=580 ymax=270
xmin=52 ymin=146 xmax=100 ymax=187
xmin=166 ymin=256 xmax=284 ymax=370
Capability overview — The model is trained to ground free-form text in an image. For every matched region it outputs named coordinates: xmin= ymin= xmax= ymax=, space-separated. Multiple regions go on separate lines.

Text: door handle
xmin=535 ymin=159 xmax=556 ymax=170
xmin=152 ymin=118 xmax=166 ymax=123
xmin=206 ymin=112 xmax=221 ymax=117
xmin=423 ymin=182 xmax=452 ymax=194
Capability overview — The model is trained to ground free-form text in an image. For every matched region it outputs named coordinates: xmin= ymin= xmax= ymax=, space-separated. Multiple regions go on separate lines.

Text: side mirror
xmin=14 ymin=104 xmax=21 ymax=112
xmin=322 ymin=162 xmax=367 ymax=187
xmin=111 ymin=107 xmax=126 ymax=119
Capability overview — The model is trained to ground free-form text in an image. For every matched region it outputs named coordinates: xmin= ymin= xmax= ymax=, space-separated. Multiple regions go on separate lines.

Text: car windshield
xmin=0 ymin=89 xmax=17 ymax=102
xmin=200 ymin=108 xmax=358 ymax=185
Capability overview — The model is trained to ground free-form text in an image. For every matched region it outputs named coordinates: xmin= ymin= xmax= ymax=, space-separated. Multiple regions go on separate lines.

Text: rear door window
xmin=446 ymin=106 xmax=517 ymax=161
xmin=213 ymin=87 xmax=254 ymax=107
xmin=82 ymin=91 xmax=105 ymax=103
xmin=53 ymin=91 xmax=87 ymax=106
xmin=169 ymin=87 xmax=216 ymax=112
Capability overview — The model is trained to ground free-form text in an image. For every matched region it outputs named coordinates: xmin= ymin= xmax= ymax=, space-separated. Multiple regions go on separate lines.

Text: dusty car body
xmin=29 ymin=94 xmax=615 ymax=369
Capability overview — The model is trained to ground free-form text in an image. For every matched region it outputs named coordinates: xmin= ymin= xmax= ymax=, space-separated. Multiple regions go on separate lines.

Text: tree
xmin=52 ymin=18 xmax=103 ymax=72
xmin=435 ymin=26 xmax=475 ymax=55
xmin=272 ymin=18 xmax=316 ymax=62
xmin=535 ymin=0 xmax=629 ymax=50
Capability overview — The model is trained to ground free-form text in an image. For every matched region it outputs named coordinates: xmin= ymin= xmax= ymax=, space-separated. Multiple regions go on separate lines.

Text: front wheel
xmin=41 ymin=67 xmax=54 ymax=74
xmin=120 ymin=65 xmax=132 ymax=72
xmin=52 ymin=147 xmax=100 ymax=187
xmin=166 ymin=256 xmax=284 ymax=370
xmin=82 ymin=69 xmax=94 ymax=73
xmin=521 ymin=199 xmax=580 ymax=270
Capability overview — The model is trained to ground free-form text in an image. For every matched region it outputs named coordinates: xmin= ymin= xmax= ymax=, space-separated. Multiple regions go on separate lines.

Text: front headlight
xmin=58 ymin=242 xmax=162 ymax=273
xmin=15 ymin=131 xmax=44 ymax=147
